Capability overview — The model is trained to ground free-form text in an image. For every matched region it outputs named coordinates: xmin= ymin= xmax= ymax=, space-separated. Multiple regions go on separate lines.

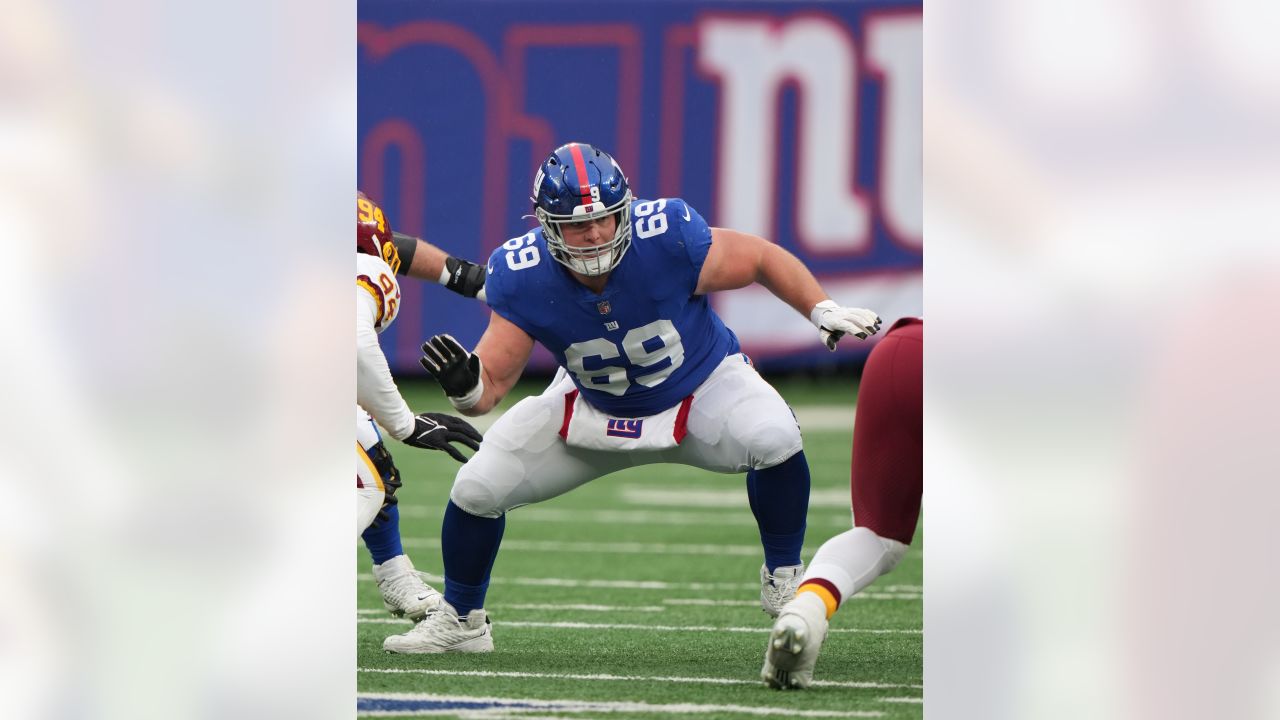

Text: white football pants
xmin=450 ymin=354 xmax=804 ymax=518
xmin=356 ymin=407 xmax=386 ymax=536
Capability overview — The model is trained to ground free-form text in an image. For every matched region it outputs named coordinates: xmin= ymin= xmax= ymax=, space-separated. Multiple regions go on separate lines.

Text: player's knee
xmin=449 ymin=466 xmax=505 ymax=519
xmin=879 ymin=535 xmax=909 ymax=574
xmin=747 ymin=417 xmax=804 ymax=469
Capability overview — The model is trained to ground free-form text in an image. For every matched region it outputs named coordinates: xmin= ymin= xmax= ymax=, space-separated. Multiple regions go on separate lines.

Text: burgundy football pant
xmin=850 ymin=317 xmax=923 ymax=545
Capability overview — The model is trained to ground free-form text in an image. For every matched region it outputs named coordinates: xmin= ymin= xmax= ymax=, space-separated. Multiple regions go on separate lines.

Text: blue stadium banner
xmin=359 ymin=0 xmax=921 ymax=372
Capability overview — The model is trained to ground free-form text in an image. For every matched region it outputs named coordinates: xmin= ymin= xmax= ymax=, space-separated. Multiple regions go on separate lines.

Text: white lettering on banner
xmin=867 ymin=13 xmax=923 ymax=247
xmin=718 ymin=274 xmax=922 ymax=351
xmin=699 ymin=17 xmax=870 ymax=251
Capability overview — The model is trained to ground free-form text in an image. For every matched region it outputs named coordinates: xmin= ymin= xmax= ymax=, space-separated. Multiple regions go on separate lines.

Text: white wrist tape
xmin=447 ymin=357 xmax=485 ymax=411
xmin=448 ymin=380 xmax=484 ymax=411
xmin=809 ymin=299 xmax=838 ymax=329
xmin=437 ymin=266 xmax=451 ymax=286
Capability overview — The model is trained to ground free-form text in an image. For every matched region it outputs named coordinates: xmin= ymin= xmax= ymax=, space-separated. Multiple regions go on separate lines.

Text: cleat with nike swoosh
xmin=373 ymin=554 xmax=442 ymax=620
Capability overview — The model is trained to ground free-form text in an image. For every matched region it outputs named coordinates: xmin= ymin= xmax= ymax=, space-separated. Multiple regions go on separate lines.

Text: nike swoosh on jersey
xmin=681 ymin=205 xmax=691 ymax=221
xmin=487 ymin=263 xmax=494 ymax=274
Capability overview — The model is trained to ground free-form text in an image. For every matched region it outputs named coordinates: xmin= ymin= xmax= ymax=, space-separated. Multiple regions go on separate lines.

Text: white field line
xmin=398 ymin=505 xmax=854 ymax=528
xmin=877 ymin=697 xmax=924 ymax=704
xmin=400 ymin=537 xmax=921 ymax=561
xmin=358 ymin=618 xmax=919 ymax=635
xmin=619 ymin=486 xmax=853 ymax=509
xmin=357 ymin=572 xmax=757 ymax=590
xmin=358 ymin=606 xmax=664 ymax=615
xmin=359 ymin=667 xmax=921 ymax=690
xmin=359 ymin=597 xmax=914 ymax=617
xmin=664 ymin=591 xmax=921 ymax=605
xmin=357 ymin=573 xmax=921 ymax=595
xmin=793 ymin=405 xmax=856 ymax=431
xmin=401 ymin=537 xmax=763 ymax=556
xmin=495 ymin=603 xmax=665 ymax=613
xmin=357 ymin=691 xmax=883 ymax=718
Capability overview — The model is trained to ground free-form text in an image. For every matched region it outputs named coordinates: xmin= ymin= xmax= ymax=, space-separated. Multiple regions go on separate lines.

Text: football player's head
xmin=531 ymin=142 xmax=633 ymax=276
xmin=356 ymin=191 xmax=400 ymax=272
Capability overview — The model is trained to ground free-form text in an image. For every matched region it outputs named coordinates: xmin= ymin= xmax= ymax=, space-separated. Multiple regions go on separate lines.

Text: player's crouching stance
xmin=381 ymin=143 xmax=881 ymax=654
xmin=355 ymin=192 xmax=484 ymax=622
xmin=762 ymin=318 xmax=922 ymax=689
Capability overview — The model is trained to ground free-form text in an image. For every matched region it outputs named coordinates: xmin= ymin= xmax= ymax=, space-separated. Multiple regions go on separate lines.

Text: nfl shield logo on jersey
xmin=597 ymin=300 xmax=611 ymax=315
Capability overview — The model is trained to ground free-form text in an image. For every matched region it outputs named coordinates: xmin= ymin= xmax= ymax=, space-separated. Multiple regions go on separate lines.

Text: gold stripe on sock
xmin=798 ymin=582 xmax=838 ymax=619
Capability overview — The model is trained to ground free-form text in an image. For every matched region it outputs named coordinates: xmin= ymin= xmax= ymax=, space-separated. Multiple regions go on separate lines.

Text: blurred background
xmin=357 ymin=0 xmax=922 ymax=376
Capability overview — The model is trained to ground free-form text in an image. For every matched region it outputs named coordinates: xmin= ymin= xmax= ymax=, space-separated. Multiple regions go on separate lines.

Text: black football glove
xmin=400 ymin=412 xmax=482 ymax=463
xmin=366 ymin=443 xmax=402 ymax=524
xmin=443 ymin=256 xmax=486 ymax=299
xmin=420 ymin=334 xmax=482 ymax=400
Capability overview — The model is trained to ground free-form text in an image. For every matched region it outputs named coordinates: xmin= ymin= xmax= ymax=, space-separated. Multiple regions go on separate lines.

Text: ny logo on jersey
xmin=604 ymin=320 xmax=619 ymax=331
xmin=606 ymin=419 xmax=643 ymax=439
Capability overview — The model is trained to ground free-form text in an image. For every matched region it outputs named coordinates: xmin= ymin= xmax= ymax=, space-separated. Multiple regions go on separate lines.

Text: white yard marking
xmin=357 ymin=691 xmax=884 ymax=717
xmin=399 ymin=536 xmax=920 ymax=561
xmin=357 ymin=573 xmax=759 ymax=590
xmin=401 ymin=537 xmax=766 ymax=556
xmin=619 ymin=486 xmax=853 ymax=508
xmin=359 ymin=667 xmax=921 ymax=690
xmin=359 ymin=618 xmax=919 ymax=635
xmin=664 ymin=590 xmax=921 ymax=605
xmin=397 ymin=505 xmax=855 ymax=528
xmin=492 ymin=603 xmax=665 ymax=613
xmin=877 ymin=697 xmax=924 ymax=704
xmin=792 ymin=405 xmax=856 ymax=431
xmin=358 ymin=573 xmax=921 ymax=596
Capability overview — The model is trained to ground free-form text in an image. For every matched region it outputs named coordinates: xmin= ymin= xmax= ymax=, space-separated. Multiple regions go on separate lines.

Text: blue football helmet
xmin=531 ymin=142 xmax=633 ymax=276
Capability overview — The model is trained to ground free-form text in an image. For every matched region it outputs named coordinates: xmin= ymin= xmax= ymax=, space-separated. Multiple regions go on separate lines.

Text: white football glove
xmin=809 ymin=300 xmax=882 ymax=351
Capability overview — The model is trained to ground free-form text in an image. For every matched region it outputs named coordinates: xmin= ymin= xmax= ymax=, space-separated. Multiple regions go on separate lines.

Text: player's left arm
xmin=391 ymin=231 xmax=487 ymax=299
xmin=694 ymin=228 xmax=882 ymax=349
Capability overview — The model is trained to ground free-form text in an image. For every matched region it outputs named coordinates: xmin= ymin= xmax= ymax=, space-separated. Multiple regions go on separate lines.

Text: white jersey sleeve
xmin=356 ymin=254 xmax=414 ymax=441
xmin=357 ymin=253 xmax=402 ymax=331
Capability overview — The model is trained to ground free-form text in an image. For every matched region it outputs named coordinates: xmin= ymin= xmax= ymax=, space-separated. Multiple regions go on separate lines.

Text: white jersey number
xmin=633 ymin=199 xmax=669 ymax=240
xmin=564 ymin=319 xmax=685 ymax=396
xmin=503 ymin=232 xmax=541 ymax=271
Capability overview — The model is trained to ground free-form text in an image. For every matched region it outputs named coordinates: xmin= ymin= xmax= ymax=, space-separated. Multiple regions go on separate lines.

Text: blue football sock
xmin=361 ymin=503 xmax=404 ymax=566
xmin=746 ymin=450 xmax=810 ymax=572
xmin=441 ymin=500 xmax=506 ymax=617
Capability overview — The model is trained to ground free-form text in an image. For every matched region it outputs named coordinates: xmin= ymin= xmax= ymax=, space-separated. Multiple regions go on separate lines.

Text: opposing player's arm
xmin=419 ymin=312 xmax=534 ymax=417
xmin=355 ymin=288 xmax=416 ymax=440
xmin=392 ymin=231 xmax=487 ymax=299
xmin=695 ymin=227 xmax=882 ymax=349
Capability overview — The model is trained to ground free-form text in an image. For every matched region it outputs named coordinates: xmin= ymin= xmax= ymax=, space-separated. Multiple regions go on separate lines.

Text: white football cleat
xmin=762 ymin=592 xmax=829 ymax=689
xmin=760 ymin=563 xmax=805 ymax=618
xmin=383 ymin=600 xmax=493 ymax=654
xmin=372 ymin=554 xmax=442 ymax=620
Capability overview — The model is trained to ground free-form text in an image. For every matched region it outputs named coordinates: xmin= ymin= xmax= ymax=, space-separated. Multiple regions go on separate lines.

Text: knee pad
xmin=449 ymin=463 xmax=506 ymax=519
xmin=746 ymin=415 xmax=804 ymax=469
xmin=879 ymin=535 xmax=909 ymax=574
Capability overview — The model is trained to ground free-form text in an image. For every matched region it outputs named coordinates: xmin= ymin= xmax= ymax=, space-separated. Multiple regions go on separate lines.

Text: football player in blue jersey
xmin=383 ymin=142 xmax=882 ymax=653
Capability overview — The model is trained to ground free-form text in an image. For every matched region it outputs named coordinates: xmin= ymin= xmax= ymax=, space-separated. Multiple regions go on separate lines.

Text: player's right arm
xmin=419 ymin=313 xmax=534 ymax=417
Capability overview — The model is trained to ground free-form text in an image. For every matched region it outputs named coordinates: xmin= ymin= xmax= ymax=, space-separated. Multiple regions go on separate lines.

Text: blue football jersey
xmin=485 ymin=198 xmax=740 ymax=417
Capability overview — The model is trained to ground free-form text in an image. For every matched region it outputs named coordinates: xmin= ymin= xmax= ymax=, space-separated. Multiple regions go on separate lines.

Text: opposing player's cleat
xmin=762 ymin=592 xmax=830 ymax=689
xmin=372 ymin=554 xmax=442 ymax=620
xmin=760 ymin=563 xmax=805 ymax=618
xmin=383 ymin=600 xmax=494 ymax=654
